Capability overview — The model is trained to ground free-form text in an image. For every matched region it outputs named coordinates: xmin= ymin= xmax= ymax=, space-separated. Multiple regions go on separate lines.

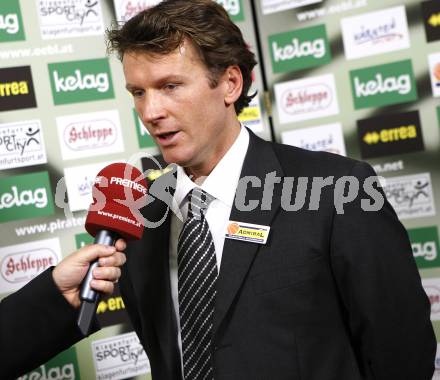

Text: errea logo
xmin=0 ymin=66 xmax=36 ymax=112
xmin=0 ymin=0 xmax=25 ymax=42
xmin=48 ymin=58 xmax=114 ymax=105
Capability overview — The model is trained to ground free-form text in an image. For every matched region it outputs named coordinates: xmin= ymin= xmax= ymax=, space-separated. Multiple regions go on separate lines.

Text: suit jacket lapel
xmin=213 ymin=130 xmax=284 ymax=338
xmin=133 ymin=165 xmax=182 ymax=378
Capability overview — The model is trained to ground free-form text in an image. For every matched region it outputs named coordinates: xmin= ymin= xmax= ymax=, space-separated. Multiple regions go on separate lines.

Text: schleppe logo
xmin=1 ymin=247 xmax=58 ymax=283
xmin=0 ymin=238 xmax=61 ymax=294
xmin=422 ymin=278 xmax=440 ymax=320
xmin=57 ymin=110 xmax=124 ymax=160
xmin=275 ymin=74 xmax=339 ymax=124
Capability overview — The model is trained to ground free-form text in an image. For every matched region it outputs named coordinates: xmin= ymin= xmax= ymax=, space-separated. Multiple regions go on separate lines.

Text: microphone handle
xmin=80 ymin=230 xmax=117 ymax=301
xmin=77 ymin=229 xmax=117 ymax=336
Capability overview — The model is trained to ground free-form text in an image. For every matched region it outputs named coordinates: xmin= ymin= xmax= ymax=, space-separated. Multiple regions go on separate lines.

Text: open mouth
xmin=156 ymin=131 xmax=179 ymax=144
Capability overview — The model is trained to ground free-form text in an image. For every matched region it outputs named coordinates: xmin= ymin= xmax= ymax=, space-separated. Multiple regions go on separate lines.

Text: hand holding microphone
xmin=77 ymin=163 xmax=148 ymax=335
xmin=52 ymin=241 xmax=127 ymax=309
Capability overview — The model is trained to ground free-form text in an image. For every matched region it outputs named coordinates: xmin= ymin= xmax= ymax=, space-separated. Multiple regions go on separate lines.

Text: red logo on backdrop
xmin=425 ymin=285 xmax=440 ymax=314
xmin=282 ymin=83 xmax=332 ymax=115
xmin=1 ymin=248 xmax=58 ymax=283
xmin=64 ymin=118 xmax=117 ymax=151
xmin=120 ymin=0 xmax=151 ymax=21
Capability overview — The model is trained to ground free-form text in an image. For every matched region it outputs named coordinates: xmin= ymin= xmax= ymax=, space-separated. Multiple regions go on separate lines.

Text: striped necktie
xmin=177 ymin=187 xmax=217 ymax=380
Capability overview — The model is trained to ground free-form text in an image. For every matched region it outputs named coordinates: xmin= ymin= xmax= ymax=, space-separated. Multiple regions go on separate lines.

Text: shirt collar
xmin=174 ymin=126 xmax=250 ymax=210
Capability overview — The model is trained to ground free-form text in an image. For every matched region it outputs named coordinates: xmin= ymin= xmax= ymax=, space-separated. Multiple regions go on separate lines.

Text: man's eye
xmin=132 ymin=90 xmax=144 ymax=97
xmin=164 ymin=83 xmax=178 ymax=91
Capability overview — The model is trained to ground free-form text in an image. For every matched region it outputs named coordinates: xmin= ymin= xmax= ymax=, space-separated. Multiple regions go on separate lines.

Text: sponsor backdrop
xmin=0 ymin=1 xmax=267 ymax=379
xmin=0 ymin=0 xmax=439 ymax=378
xmin=255 ymin=3 xmax=440 ymax=379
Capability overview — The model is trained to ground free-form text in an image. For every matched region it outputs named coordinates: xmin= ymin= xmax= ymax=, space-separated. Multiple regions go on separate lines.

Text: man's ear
xmin=224 ymin=65 xmax=243 ymax=106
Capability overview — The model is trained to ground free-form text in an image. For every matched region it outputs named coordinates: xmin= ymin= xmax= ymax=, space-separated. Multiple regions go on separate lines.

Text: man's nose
xmin=140 ymin=91 xmax=165 ymax=124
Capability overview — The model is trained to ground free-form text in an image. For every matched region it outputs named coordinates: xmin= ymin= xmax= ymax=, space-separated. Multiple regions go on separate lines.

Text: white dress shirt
xmin=168 ymin=126 xmax=250 ymax=372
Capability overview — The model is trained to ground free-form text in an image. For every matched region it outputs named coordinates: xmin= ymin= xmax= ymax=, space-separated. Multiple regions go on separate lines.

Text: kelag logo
xmin=0 ymin=0 xmax=25 ymax=42
xmin=0 ymin=171 xmax=54 ymax=223
xmin=408 ymin=226 xmax=440 ymax=269
xmin=357 ymin=110 xmax=424 ymax=159
xmin=134 ymin=109 xmax=156 ymax=148
xmin=75 ymin=232 xmax=93 ymax=249
xmin=350 ymin=59 xmax=417 ymax=110
xmin=0 ymin=66 xmax=36 ymax=112
xmin=17 ymin=346 xmax=80 ymax=380
xmin=421 ymin=0 xmax=440 ymax=43
xmin=48 ymin=58 xmax=114 ymax=105
xmin=216 ymin=0 xmax=244 ymax=22
xmin=437 ymin=106 xmax=440 ymax=128
xmin=269 ymin=24 xmax=331 ymax=74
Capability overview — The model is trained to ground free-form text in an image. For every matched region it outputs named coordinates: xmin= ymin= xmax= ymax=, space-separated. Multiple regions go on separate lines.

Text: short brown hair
xmin=106 ymin=0 xmax=257 ymax=114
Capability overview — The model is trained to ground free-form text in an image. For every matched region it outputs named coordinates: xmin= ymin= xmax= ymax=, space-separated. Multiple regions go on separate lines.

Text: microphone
xmin=77 ymin=162 xmax=148 ymax=335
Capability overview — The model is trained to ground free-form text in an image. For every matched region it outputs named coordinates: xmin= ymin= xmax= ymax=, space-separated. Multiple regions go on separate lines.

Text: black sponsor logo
xmin=421 ymin=1 xmax=440 ymax=42
xmin=96 ymin=284 xmax=131 ymax=328
xmin=0 ymin=66 xmax=36 ymax=111
xmin=357 ymin=110 xmax=424 ymax=159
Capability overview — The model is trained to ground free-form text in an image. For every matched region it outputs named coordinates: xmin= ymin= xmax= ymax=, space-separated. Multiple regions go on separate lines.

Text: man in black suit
xmin=107 ymin=1 xmax=436 ymax=379
xmin=1 ymin=239 xmax=126 ymax=379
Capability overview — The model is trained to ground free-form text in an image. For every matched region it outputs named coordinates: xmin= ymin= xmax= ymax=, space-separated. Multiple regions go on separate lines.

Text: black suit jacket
xmin=121 ymin=130 xmax=435 ymax=380
xmin=1 ymin=268 xmax=84 ymax=379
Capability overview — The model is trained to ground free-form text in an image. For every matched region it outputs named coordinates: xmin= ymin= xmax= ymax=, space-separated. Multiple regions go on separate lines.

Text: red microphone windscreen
xmin=85 ymin=163 xmax=148 ymax=240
